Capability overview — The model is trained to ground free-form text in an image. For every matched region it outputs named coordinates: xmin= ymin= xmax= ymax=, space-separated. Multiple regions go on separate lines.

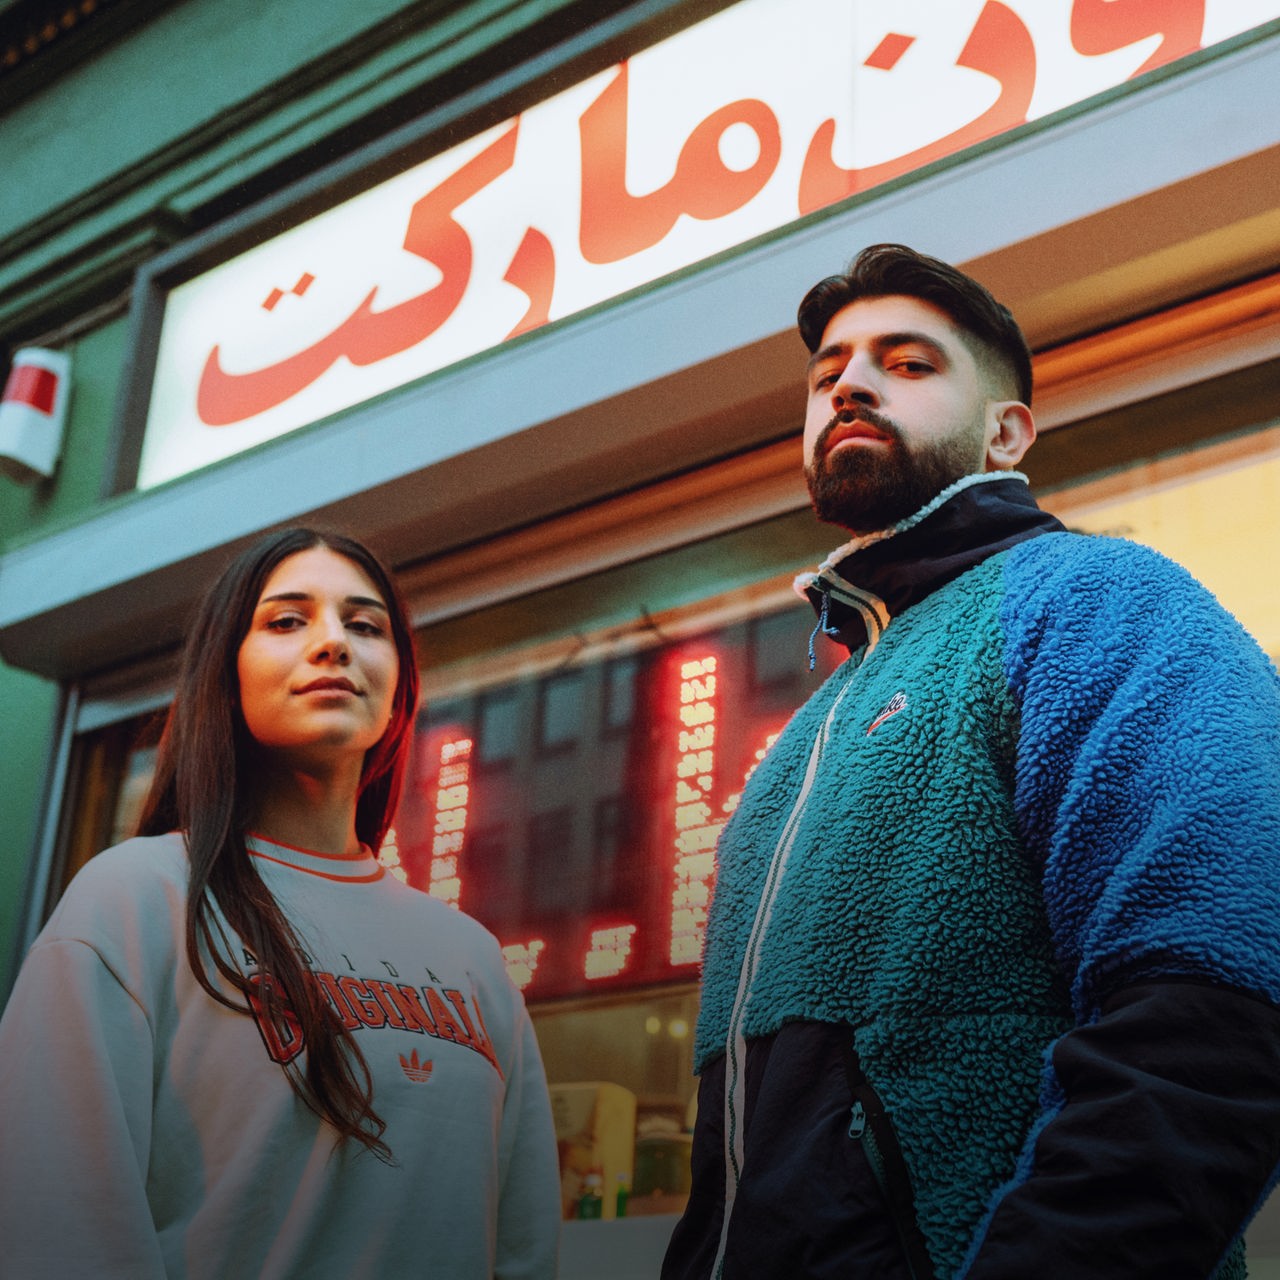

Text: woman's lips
xmin=294 ymin=677 xmax=360 ymax=695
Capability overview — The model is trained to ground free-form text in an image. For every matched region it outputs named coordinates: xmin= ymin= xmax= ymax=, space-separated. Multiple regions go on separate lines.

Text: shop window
xmin=536 ymin=986 xmax=699 ymax=1222
xmin=403 ymin=605 xmax=840 ymax=1004
xmin=1041 ymin=421 xmax=1280 ymax=661
xmin=54 ymin=714 xmax=161 ymax=898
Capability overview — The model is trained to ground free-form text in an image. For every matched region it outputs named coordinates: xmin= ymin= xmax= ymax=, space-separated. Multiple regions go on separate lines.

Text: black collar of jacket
xmin=800 ymin=474 xmax=1066 ymax=656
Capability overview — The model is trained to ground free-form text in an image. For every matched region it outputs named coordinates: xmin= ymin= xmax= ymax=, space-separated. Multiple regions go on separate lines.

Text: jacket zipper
xmin=846 ymin=1060 xmax=936 ymax=1280
xmin=710 ymin=672 xmax=861 ymax=1279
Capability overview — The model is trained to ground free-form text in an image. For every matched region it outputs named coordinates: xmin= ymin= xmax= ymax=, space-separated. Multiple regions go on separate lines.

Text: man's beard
xmin=805 ymin=409 xmax=983 ymax=534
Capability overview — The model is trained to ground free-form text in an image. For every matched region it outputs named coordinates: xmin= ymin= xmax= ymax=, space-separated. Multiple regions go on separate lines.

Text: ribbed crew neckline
xmin=245 ymin=832 xmax=385 ymax=883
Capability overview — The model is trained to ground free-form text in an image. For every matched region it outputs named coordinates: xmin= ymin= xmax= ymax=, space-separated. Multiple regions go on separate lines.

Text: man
xmin=662 ymin=245 xmax=1280 ymax=1279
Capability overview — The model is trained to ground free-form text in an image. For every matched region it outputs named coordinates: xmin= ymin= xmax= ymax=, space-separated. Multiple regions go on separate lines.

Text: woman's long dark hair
xmin=137 ymin=527 xmax=420 ymax=1158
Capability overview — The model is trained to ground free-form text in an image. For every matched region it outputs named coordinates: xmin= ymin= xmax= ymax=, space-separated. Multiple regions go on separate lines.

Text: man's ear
xmin=984 ymin=401 xmax=1036 ymax=471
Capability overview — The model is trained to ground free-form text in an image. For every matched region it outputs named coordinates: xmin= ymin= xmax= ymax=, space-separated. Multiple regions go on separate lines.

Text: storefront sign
xmin=137 ymin=0 xmax=1276 ymax=488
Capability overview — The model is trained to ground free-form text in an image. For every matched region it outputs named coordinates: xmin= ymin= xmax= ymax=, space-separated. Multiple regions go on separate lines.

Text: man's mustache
xmin=814 ymin=406 xmax=903 ymax=461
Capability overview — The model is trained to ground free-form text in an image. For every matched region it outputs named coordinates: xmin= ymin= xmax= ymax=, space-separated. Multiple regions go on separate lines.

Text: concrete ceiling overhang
xmin=2 ymin=25 xmax=1278 ymax=682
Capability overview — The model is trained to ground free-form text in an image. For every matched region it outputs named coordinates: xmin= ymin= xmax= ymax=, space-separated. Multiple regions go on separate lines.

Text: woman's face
xmin=237 ymin=546 xmax=400 ymax=767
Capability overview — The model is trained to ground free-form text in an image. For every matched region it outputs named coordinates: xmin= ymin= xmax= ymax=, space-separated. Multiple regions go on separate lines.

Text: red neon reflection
xmin=429 ymin=736 xmax=473 ymax=908
xmin=378 ymin=825 xmax=409 ymax=883
xmin=503 ymin=939 xmax=546 ymax=991
xmin=670 ymin=654 xmax=721 ymax=966
xmin=585 ymin=924 xmax=638 ymax=980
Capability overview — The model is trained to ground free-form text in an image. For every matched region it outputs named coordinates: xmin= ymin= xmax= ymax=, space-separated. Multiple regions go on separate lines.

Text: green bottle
xmin=577 ymin=1173 xmax=603 ymax=1220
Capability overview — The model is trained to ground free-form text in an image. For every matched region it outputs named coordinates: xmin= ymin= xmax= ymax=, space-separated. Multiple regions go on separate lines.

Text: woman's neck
xmin=248 ymin=758 xmax=364 ymax=856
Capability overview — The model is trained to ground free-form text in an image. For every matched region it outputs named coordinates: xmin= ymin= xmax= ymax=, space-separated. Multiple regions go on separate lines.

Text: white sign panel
xmin=138 ymin=0 xmax=1278 ymax=488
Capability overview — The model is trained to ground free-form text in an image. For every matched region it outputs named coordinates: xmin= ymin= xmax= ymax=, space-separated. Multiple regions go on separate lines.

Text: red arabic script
xmin=579 ymin=63 xmax=782 ymax=265
xmin=1070 ymin=0 xmax=1204 ymax=78
xmin=798 ymin=1 xmax=1036 ymax=216
xmin=196 ymin=123 xmax=521 ymax=427
xmin=503 ymin=226 xmax=556 ymax=339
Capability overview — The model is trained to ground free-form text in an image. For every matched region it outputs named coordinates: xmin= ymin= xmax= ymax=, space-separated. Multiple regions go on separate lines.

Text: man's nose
xmin=832 ymin=358 xmax=879 ymax=410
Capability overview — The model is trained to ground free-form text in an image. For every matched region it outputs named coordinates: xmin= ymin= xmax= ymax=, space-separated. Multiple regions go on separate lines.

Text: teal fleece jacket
xmin=686 ymin=475 xmax=1280 ymax=1279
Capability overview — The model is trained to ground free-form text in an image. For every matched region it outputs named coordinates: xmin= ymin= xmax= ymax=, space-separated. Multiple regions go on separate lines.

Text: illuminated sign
xmin=670 ymin=654 xmax=722 ymax=966
xmin=503 ymin=939 xmax=546 ymax=991
xmin=428 ymin=735 xmax=473 ymax=908
xmin=135 ymin=0 xmax=1272 ymax=487
xmin=585 ymin=925 xmax=638 ymax=981
xmin=378 ymin=825 xmax=408 ymax=884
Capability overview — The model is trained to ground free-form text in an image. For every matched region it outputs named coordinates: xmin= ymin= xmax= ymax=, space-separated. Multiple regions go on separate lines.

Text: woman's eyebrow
xmin=258 ymin=591 xmax=388 ymax=610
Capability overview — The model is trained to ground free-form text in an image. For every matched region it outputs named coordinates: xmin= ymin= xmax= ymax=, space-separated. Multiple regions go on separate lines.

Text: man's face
xmin=803 ymin=294 xmax=996 ymax=534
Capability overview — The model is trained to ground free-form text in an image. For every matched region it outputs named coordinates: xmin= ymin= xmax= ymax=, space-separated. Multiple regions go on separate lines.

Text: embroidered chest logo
xmin=244 ymin=962 xmax=502 ymax=1080
xmin=866 ymin=691 xmax=907 ymax=735
xmin=399 ymin=1049 xmax=435 ymax=1082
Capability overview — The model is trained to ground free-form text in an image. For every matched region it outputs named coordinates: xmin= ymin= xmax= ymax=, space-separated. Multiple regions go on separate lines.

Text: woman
xmin=0 ymin=528 xmax=560 ymax=1279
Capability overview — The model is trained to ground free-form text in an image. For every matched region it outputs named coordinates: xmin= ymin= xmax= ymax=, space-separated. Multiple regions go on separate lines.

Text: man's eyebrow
xmin=806 ymin=330 xmax=952 ymax=377
xmin=259 ymin=591 xmax=388 ymax=610
xmin=876 ymin=330 xmax=950 ymax=361
xmin=806 ymin=342 xmax=849 ymax=376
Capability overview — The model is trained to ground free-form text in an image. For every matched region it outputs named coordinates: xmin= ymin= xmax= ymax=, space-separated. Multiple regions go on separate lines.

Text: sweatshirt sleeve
xmin=0 ymin=937 xmax=168 ymax=1280
xmin=960 ymin=536 xmax=1280 ymax=1277
xmin=494 ymin=1000 xmax=561 ymax=1280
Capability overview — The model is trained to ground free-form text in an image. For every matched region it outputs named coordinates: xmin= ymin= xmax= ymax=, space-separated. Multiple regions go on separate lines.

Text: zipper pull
xmin=848 ymin=1100 xmax=866 ymax=1139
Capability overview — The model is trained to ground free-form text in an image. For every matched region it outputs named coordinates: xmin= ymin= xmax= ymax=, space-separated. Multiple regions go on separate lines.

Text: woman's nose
xmin=309 ymin=614 xmax=350 ymax=664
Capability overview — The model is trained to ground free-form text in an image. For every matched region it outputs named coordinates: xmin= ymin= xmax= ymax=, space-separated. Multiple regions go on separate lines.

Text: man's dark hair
xmin=797 ymin=243 xmax=1033 ymax=406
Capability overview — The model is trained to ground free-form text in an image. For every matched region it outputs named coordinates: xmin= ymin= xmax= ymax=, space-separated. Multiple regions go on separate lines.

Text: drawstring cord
xmin=807 ymin=588 xmax=831 ymax=671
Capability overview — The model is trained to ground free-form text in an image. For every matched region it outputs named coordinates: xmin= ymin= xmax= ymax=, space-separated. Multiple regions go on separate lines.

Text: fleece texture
xmin=692 ymin=529 xmax=1280 ymax=1279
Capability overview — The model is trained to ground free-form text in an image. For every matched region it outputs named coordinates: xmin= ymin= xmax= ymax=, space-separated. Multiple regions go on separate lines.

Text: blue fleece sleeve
xmin=960 ymin=534 xmax=1280 ymax=1278
xmin=1004 ymin=534 xmax=1280 ymax=1011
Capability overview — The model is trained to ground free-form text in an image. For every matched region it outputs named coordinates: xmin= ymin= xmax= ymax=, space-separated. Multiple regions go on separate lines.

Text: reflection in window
xmin=592 ymin=796 xmax=630 ymax=901
xmin=404 ymin=605 xmax=838 ymax=1001
xmin=750 ymin=607 xmax=808 ymax=691
xmin=528 ymin=808 xmax=575 ymax=912
xmin=602 ymin=657 xmax=637 ymax=735
xmin=477 ymin=689 xmax=521 ymax=765
xmin=593 ymin=795 xmax=626 ymax=857
xmin=467 ymin=823 xmax=514 ymax=916
xmin=537 ymin=670 xmax=585 ymax=752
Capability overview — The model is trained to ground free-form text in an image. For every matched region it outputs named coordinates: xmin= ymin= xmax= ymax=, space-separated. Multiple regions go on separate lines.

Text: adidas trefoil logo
xmin=399 ymin=1049 xmax=435 ymax=1082
xmin=866 ymin=691 xmax=907 ymax=735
